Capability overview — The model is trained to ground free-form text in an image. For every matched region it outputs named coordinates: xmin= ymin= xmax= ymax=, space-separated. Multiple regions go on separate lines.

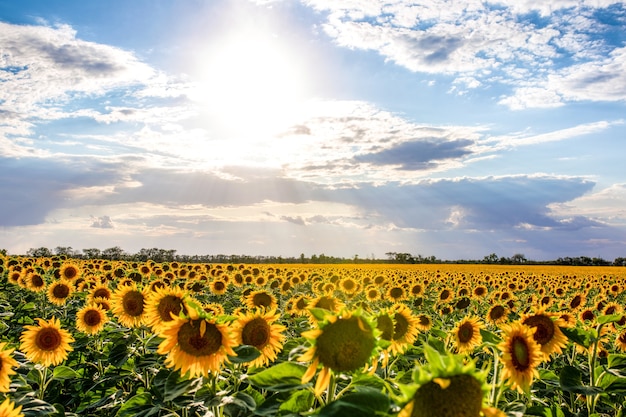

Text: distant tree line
xmin=6 ymin=246 xmax=626 ymax=266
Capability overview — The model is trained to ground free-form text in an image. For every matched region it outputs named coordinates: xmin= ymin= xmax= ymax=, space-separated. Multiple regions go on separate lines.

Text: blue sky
xmin=1 ymin=0 xmax=625 ymax=261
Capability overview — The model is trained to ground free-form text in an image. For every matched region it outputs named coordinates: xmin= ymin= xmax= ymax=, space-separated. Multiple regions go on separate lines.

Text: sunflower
xmin=144 ymin=286 xmax=189 ymax=334
xmin=19 ymin=317 xmax=74 ymax=367
xmin=415 ymin=314 xmax=433 ymax=332
xmin=521 ymin=309 xmax=568 ymax=359
xmin=157 ymin=310 xmax=236 ymax=378
xmin=25 ymin=272 xmax=47 ymax=292
xmin=244 ymin=290 xmax=278 ymax=311
xmin=451 ymin=316 xmax=484 ymax=354
xmin=300 ymin=310 xmax=377 ymax=396
xmin=88 ymin=284 xmax=112 ymax=302
xmin=286 ymin=294 xmax=310 ymax=317
xmin=398 ymin=345 xmax=494 ymax=417
xmin=486 ymin=304 xmax=508 ymax=325
xmin=232 ymin=309 xmax=286 ymax=367
xmin=59 ymin=262 xmax=81 ymax=281
xmin=202 ymin=302 xmax=225 ymax=317
xmin=386 ymin=285 xmax=407 ymax=302
xmin=567 ymin=292 xmax=586 ymax=310
xmin=497 ymin=322 xmax=543 ymax=394
xmin=615 ymin=330 xmax=626 ymax=353
xmin=0 ymin=342 xmax=18 ymax=392
xmin=0 ymin=398 xmax=23 ymax=417
xmin=388 ymin=303 xmax=419 ymax=355
xmin=364 ymin=285 xmax=381 ymax=303
xmin=209 ymin=279 xmax=228 ymax=296
xmin=46 ymin=279 xmax=75 ymax=306
xmin=308 ymin=295 xmax=343 ymax=314
xmin=110 ymin=284 xmax=148 ymax=328
xmin=338 ymin=277 xmax=359 ymax=296
xmin=76 ymin=304 xmax=109 ymax=335
xmin=92 ymin=297 xmax=111 ymax=311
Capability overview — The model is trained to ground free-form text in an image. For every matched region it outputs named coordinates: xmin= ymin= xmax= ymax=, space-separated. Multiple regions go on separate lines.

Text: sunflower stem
xmin=325 ymin=372 xmax=336 ymax=405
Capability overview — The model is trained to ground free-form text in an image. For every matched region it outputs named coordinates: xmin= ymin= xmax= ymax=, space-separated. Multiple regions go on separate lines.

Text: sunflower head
xmin=233 ymin=308 xmax=286 ymax=367
xmin=0 ymin=342 xmax=19 ymax=393
xmin=497 ymin=322 xmax=543 ymax=394
xmin=59 ymin=263 xmax=81 ymax=281
xmin=398 ymin=345 xmax=492 ymax=417
xmin=521 ymin=309 xmax=568 ymax=359
xmin=451 ymin=316 xmax=484 ymax=354
xmin=76 ymin=304 xmax=109 ymax=335
xmin=0 ymin=398 xmax=23 ymax=417
xmin=300 ymin=309 xmax=379 ymax=396
xmin=19 ymin=317 xmax=74 ymax=367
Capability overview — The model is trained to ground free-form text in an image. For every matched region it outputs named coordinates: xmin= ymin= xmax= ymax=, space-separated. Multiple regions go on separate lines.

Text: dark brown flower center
xmin=158 ymin=295 xmax=184 ymax=322
xmin=457 ymin=322 xmax=474 ymax=343
xmin=511 ymin=336 xmax=530 ymax=370
xmin=241 ymin=317 xmax=271 ymax=348
xmin=252 ymin=292 xmax=273 ymax=308
xmin=178 ymin=320 xmax=222 ymax=356
xmin=84 ymin=309 xmax=103 ymax=327
xmin=52 ymin=284 xmax=70 ymax=299
xmin=523 ymin=315 xmax=555 ymax=346
xmin=122 ymin=291 xmax=145 ymax=317
xmin=36 ymin=328 xmax=62 ymax=351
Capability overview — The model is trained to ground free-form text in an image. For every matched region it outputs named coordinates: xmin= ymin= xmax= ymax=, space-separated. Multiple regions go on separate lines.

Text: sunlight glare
xmin=192 ymin=32 xmax=306 ymax=139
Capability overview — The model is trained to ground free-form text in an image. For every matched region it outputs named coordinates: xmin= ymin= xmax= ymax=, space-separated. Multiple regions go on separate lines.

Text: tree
xmin=483 ymin=253 xmax=499 ymax=264
xmin=102 ymin=246 xmax=126 ymax=260
xmin=511 ymin=253 xmax=527 ymax=264
xmin=82 ymin=248 xmax=101 ymax=259
xmin=54 ymin=246 xmax=77 ymax=257
xmin=26 ymin=247 xmax=53 ymax=258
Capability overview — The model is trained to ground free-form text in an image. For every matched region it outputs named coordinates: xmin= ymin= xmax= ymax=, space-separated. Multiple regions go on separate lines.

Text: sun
xmin=192 ymin=31 xmax=306 ymax=138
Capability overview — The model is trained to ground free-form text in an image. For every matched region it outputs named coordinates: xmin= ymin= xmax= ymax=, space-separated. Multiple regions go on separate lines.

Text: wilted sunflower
xmin=244 ymin=290 xmax=278 ymax=311
xmin=76 ymin=304 xmax=108 ymax=335
xmin=47 ymin=279 xmax=75 ymax=306
xmin=300 ymin=310 xmax=378 ymax=396
xmin=498 ymin=322 xmax=543 ymax=394
xmin=232 ymin=308 xmax=286 ymax=367
xmin=0 ymin=342 xmax=18 ymax=392
xmin=20 ymin=317 xmax=74 ymax=367
xmin=0 ymin=398 xmax=23 ymax=417
xmin=111 ymin=284 xmax=148 ymax=328
xmin=521 ymin=310 xmax=568 ymax=359
xmin=144 ymin=286 xmax=189 ymax=334
xmin=451 ymin=316 xmax=484 ymax=354
xmin=157 ymin=310 xmax=236 ymax=378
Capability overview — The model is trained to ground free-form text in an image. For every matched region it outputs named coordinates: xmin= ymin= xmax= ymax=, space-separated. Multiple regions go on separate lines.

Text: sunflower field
xmin=1 ymin=254 xmax=626 ymax=417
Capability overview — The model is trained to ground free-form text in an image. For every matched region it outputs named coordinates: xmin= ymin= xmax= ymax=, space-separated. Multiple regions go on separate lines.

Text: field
xmin=1 ymin=254 xmax=626 ymax=417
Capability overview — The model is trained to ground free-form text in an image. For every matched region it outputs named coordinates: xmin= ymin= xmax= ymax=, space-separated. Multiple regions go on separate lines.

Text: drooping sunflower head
xmin=451 ymin=316 xmax=484 ymax=354
xmin=111 ymin=284 xmax=147 ymax=328
xmin=398 ymin=345 xmax=492 ymax=417
xmin=19 ymin=316 xmax=74 ymax=367
xmin=157 ymin=307 xmax=237 ymax=378
xmin=0 ymin=342 xmax=18 ymax=393
xmin=47 ymin=279 xmax=75 ymax=306
xmin=497 ymin=322 xmax=543 ymax=394
xmin=76 ymin=304 xmax=109 ymax=335
xmin=300 ymin=309 xmax=378 ymax=396
xmin=233 ymin=308 xmax=286 ymax=367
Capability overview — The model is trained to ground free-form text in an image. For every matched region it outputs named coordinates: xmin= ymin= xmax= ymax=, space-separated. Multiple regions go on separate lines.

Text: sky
xmin=1 ymin=0 xmax=625 ymax=261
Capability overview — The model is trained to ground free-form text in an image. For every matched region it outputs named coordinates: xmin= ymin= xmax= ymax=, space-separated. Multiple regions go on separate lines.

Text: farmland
xmin=1 ymin=254 xmax=626 ymax=417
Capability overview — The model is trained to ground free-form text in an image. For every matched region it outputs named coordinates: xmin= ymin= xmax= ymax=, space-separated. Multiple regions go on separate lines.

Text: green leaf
xmin=317 ymin=388 xmax=390 ymax=417
xmin=164 ymin=371 xmax=196 ymax=402
xmin=108 ymin=342 xmax=131 ymax=367
xmin=598 ymin=372 xmax=626 ymax=394
xmin=608 ymin=353 xmax=626 ymax=370
xmin=279 ymin=390 xmax=314 ymax=413
xmin=559 ymin=365 xmax=603 ymax=395
xmin=525 ymin=405 xmax=565 ymax=417
xmin=248 ymin=362 xmax=307 ymax=391
xmin=596 ymin=314 xmax=623 ymax=325
xmin=479 ymin=328 xmax=502 ymax=345
xmin=228 ymin=344 xmax=261 ymax=364
xmin=561 ymin=326 xmax=594 ymax=349
xmin=115 ymin=393 xmax=157 ymax=417
xmin=52 ymin=365 xmax=80 ymax=381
